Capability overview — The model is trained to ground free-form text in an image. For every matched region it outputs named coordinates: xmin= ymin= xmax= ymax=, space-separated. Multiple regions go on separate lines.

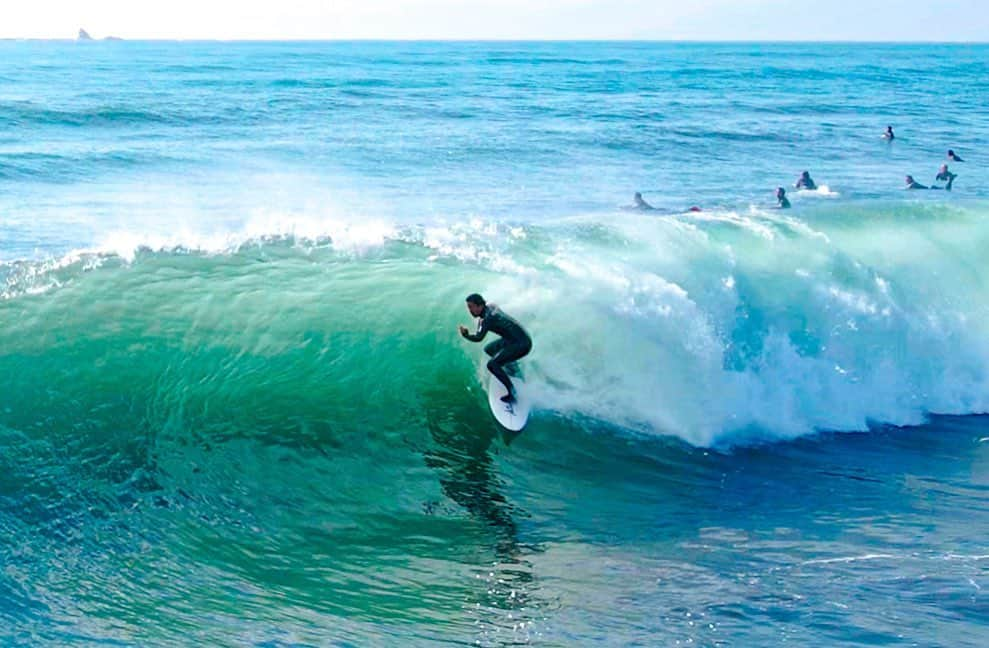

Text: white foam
xmin=511 ymin=206 xmax=989 ymax=445
xmin=802 ymin=554 xmax=896 ymax=565
xmin=795 ymin=185 xmax=839 ymax=198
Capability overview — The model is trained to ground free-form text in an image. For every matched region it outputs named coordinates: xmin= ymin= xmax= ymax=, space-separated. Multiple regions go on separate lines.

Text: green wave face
xmin=3 ymin=204 xmax=989 ymax=642
xmin=0 ymin=244 xmax=537 ymax=644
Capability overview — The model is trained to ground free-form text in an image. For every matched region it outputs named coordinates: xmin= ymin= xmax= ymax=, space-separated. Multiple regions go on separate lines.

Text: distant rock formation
xmin=104 ymin=36 xmax=123 ymax=41
xmin=77 ymin=28 xmax=93 ymax=41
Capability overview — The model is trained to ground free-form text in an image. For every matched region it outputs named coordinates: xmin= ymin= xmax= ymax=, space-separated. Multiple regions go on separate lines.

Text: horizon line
xmin=3 ymin=37 xmax=989 ymax=45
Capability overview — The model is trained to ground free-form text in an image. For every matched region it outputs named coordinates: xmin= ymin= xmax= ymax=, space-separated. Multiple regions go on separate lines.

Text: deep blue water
xmin=1 ymin=41 xmax=988 ymax=646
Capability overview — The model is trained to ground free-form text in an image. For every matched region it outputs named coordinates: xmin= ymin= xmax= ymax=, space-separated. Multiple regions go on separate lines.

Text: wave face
xmin=3 ymin=205 xmax=989 ymax=645
xmin=4 ymin=202 xmax=989 ymax=447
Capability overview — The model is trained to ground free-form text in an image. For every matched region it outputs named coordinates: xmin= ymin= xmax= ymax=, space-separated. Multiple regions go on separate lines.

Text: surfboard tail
xmin=487 ymin=373 xmax=531 ymax=432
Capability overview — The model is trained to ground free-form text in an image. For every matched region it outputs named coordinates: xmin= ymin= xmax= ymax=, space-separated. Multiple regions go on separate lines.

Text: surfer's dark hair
xmin=465 ymin=293 xmax=485 ymax=306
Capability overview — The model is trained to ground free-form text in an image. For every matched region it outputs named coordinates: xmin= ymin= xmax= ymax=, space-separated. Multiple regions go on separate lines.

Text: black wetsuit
xmin=462 ymin=304 xmax=532 ymax=396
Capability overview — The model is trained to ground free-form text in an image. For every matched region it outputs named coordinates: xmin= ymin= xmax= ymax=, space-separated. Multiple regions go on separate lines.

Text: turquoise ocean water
xmin=2 ymin=41 xmax=989 ymax=645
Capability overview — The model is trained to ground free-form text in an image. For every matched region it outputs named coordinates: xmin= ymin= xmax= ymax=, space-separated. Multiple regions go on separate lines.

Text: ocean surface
xmin=1 ymin=41 xmax=989 ymax=645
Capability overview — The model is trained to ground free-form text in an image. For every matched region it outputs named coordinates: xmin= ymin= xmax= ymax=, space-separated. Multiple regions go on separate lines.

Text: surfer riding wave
xmin=459 ymin=293 xmax=532 ymax=404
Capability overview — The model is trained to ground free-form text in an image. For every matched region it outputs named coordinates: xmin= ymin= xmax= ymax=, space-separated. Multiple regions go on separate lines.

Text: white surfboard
xmin=487 ymin=374 xmax=531 ymax=432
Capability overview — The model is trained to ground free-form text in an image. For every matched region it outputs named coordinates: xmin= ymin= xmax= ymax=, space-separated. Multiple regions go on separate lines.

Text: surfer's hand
xmin=458 ymin=325 xmax=468 ymax=337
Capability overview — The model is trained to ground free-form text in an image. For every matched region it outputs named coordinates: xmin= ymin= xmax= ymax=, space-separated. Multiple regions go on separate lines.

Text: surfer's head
xmin=465 ymin=293 xmax=486 ymax=317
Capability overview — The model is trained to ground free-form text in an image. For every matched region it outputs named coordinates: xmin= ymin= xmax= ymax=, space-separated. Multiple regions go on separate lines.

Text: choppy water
xmin=2 ymin=41 xmax=988 ymax=646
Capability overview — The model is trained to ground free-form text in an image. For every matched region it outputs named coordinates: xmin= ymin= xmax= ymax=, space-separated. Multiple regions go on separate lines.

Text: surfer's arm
xmin=461 ymin=319 xmax=488 ymax=342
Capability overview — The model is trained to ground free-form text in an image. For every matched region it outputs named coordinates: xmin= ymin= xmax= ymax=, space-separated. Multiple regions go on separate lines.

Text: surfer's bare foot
xmin=500 ymin=392 xmax=516 ymax=404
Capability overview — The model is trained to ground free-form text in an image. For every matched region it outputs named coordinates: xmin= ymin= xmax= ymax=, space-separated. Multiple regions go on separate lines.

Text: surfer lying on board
xmin=459 ymin=293 xmax=532 ymax=404
xmin=624 ymin=193 xmax=702 ymax=213
xmin=905 ymin=175 xmax=931 ymax=189
xmin=632 ymin=192 xmax=655 ymax=210
xmin=904 ymin=175 xmax=948 ymax=190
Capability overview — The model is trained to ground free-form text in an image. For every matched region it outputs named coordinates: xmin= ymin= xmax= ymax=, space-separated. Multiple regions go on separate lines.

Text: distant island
xmin=76 ymin=29 xmax=123 ymax=41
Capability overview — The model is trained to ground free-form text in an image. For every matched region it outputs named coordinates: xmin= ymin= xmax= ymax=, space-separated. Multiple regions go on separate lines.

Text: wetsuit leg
xmin=486 ymin=340 xmax=532 ymax=399
xmin=484 ymin=339 xmax=505 ymax=358
xmin=488 ymin=340 xmax=519 ymax=376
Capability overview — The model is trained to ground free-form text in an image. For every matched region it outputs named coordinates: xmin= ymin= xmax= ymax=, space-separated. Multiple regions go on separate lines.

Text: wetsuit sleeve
xmin=462 ymin=317 xmax=488 ymax=342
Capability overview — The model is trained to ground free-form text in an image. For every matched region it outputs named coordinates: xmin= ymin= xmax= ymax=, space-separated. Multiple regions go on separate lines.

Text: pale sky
xmin=3 ymin=0 xmax=987 ymax=41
